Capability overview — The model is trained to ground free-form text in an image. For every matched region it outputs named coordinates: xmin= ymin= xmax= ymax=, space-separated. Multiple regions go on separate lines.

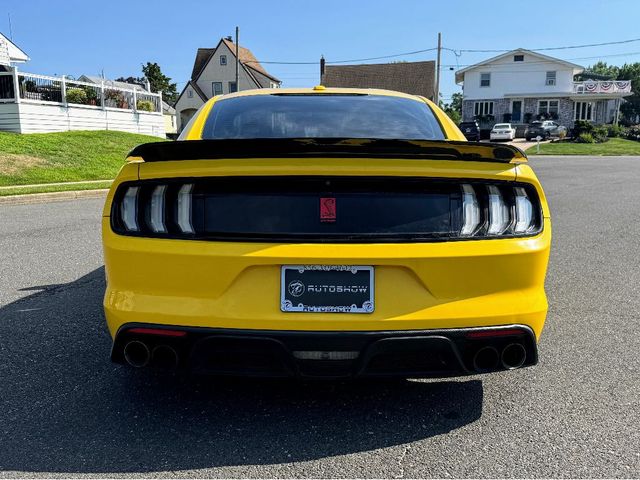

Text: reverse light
xmin=121 ymin=186 xmax=139 ymax=231
xmin=149 ymin=185 xmax=167 ymax=233
xmin=487 ymin=185 xmax=510 ymax=235
xmin=514 ymin=187 xmax=534 ymax=233
xmin=461 ymin=184 xmax=480 ymax=236
xmin=177 ymin=184 xmax=195 ymax=234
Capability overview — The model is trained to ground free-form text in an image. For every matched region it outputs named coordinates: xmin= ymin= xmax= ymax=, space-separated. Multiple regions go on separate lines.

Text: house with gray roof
xmin=174 ymin=37 xmax=281 ymax=132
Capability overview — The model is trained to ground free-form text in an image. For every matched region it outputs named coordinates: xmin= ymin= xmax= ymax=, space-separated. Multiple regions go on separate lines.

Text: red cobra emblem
xmin=320 ymin=197 xmax=337 ymax=222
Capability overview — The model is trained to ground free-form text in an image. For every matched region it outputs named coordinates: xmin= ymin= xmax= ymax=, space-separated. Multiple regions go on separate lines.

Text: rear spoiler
xmin=128 ymin=138 xmax=527 ymax=164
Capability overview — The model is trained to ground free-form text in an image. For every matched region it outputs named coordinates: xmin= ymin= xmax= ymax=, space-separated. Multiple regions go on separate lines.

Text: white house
xmin=175 ymin=37 xmax=281 ymax=132
xmin=0 ymin=36 xmax=165 ymax=137
xmin=455 ymin=48 xmax=632 ymax=129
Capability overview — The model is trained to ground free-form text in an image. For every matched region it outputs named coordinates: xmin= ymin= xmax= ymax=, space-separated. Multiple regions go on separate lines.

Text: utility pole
xmin=235 ymin=26 xmax=239 ymax=92
xmin=434 ymin=32 xmax=442 ymax=104
xmin=7 ymin=13 xmax=13 ymax=41
xmin=320 ymin=55 xmax=325 ymax=85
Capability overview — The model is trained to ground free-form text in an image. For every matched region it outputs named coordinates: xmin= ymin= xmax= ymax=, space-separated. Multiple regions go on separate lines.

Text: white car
xmin=490 ymin=123 xmax=516 ymax=141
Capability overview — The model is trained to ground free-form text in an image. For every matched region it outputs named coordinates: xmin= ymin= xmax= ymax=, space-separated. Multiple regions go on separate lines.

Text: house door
xmin=511 ymin=100 xmax=523 ymax=123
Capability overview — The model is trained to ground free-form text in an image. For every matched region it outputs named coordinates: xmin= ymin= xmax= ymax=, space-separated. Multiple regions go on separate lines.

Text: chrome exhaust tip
xmin=123 ymin=340 xmax=151 ymax=368
xmin=472 ymin=346 xmax=500 ymax=372
xmin=151 ymin=345 xmax=179 ymax=369
xmin=501 ymin=343 xmax=527 ymax=369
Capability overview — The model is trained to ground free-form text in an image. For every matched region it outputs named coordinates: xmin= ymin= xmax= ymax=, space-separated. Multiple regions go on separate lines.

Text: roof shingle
xmin=322 ymin=61 xmax=435 ymax=100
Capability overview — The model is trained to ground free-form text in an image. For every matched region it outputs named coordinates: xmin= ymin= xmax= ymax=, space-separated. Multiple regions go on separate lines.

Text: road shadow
xmin=0 ymin=268 xmax=483 ymax=474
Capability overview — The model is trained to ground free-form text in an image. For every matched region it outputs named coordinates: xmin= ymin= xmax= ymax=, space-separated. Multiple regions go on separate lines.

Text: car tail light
xmin=110 ymin=178 xmax=543 ymax=242
xmin=177 ymin=184 xmax=195 ymax=234
xmin=149 ymin=185 xmax=167 ymax=233
xmin=487 ymin=185 xmax=510 ymax=235
xmin=514 ymin=187 xmax=534 ymax=233
xmin=121 ymin=186 xmax=139 ymax=231
xmin=461 ymin=184 xmax=480 ymax=236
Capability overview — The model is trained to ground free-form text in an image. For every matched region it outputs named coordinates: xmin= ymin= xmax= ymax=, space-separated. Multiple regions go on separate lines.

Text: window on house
xmin=212 ymin=82 xmax=223 ymax=96
xmin=514 ymin=54 xmax=524 ymax=62
xmin=187 ymin=89 xmax=193 ymax=98
xmin=473 ymin=101 xmax=494 ymax=117
xmin=546 ymin=71 xmax=557 ymax=86
xmin=574 ymin=101 xmax=593 ymax=121
xmin=538 ymin=100 xmax=559 ymax=117
xmin=480 ymin=73 xmax=491 ymax=87
xmin=220 ymin=55 xmax=227 ymax=66
xmin=228 ymin=81 xmax=237 ymax=93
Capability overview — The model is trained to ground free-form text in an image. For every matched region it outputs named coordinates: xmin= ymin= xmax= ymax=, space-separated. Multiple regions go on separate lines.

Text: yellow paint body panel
xmin=103 ymin=88 xmax=551 ymax=341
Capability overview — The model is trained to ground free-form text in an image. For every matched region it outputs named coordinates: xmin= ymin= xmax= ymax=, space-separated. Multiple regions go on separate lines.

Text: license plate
xmin=281 ymin=265 xmax=374 ymax=313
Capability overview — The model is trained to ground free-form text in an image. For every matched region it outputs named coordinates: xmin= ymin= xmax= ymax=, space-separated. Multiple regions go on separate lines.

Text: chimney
xmin=225 ymin=36 xmax=233 ymax=42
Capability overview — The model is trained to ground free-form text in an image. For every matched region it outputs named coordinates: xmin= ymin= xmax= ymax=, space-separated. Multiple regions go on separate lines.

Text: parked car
xmin=103 ymin=87 xmax=551 ymax=379
xmin=490 ymin=123 xmax=516 ymax=141
xmin=458 ymin=121 xmax=481 ymax=141
xmin=525 ymin=121 xmax=567 ymax=141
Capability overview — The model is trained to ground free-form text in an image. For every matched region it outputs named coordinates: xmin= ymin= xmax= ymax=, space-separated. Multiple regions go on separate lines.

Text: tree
xmin=441 ymin=92 xmax=463 ymax=124
xmin=142 ymin=62 xmax=178 ymax=105
xmin=582 ymin=61 xmax=640 ymax=123
xmin=115 ymin=75 xmax=146 ymax=87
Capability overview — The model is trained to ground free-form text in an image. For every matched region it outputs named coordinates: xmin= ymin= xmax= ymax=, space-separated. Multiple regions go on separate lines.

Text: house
xmin=455 ymin=48 xmax=632 ymax=130
xmin=321 ymin=60 xmax=436 ymax=100
xmin=0 ymin=39 xmax=165 ymax=137
xmin=163 ymin=101 xmax=176 ymax=134
xmin=0 ymin=32 xmax=29 ymax=66
xmin=175 ymin=37 xmax=281 ymax=131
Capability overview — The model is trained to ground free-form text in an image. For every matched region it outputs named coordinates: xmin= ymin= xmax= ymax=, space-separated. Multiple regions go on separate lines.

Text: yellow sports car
xmin=102 ymin=87 xmax=551 ymax=378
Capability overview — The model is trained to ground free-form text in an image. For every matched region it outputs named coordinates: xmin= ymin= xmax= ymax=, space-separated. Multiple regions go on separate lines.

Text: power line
xmin=457 ymin=37 xmax=640 ymax=53
xmin=440 ymin=50 xmax=640 ymax=69
xmin=246 ymin=47 xmax=438 ymax=66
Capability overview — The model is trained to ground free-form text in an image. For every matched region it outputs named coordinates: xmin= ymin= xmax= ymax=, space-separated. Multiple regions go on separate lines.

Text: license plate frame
xmin=280 ymin=265 xmax=374 ymax=314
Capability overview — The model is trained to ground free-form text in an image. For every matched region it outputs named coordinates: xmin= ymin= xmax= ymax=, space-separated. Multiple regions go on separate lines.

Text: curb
xmin=0 ymin=189 xmax=109 ymax=206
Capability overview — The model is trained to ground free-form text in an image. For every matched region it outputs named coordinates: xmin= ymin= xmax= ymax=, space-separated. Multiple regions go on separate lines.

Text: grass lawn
xmin=526 ymin=137 xmax=640 ymax=155
xmin=0 ymin=130 xmax=163 ymax=187
xmin=0 ymin=180 xmax=113 ymax=197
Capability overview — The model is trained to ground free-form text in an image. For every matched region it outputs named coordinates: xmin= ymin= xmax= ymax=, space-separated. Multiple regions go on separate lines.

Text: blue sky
xmin=4 ymin=0 xmax=640 ymax=102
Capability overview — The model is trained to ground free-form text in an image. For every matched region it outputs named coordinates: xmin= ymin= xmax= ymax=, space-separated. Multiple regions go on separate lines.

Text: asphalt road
xmin=0 ymin=156 xmax=639 ymax=478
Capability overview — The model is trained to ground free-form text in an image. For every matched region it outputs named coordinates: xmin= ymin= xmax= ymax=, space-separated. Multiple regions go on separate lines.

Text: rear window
xmin=493 ymin=124 xmax=510 ymax=129
xmin=201 ymin=94 xmax=445 ymax=140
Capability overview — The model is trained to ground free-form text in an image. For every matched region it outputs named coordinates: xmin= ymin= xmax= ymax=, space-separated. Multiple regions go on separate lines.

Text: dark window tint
xmin=202 ymin=94 xmax=445 ymax=140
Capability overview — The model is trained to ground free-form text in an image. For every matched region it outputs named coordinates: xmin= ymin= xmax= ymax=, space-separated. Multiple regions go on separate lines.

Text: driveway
xmin=0 ymin=156 xmax=639 ymax=477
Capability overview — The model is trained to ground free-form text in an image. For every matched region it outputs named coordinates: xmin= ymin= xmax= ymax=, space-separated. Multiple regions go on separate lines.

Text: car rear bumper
xmin=112 ymin=323 xmax=538 ymax=378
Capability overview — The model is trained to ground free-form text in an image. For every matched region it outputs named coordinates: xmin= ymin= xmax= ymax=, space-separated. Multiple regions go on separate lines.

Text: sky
xmin=4 ymin=0 xmax=640 ymax=103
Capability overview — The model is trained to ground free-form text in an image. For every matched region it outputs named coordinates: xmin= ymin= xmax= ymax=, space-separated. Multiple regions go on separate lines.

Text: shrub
xmin=627 ymin=125 xmax=640 ymax=141
xmin=573 ymin=120 xmax=593 ymax=136
xmin=605 ymin=124 xmax=627 ymax=138
xmin=576 ymin=133 xmax=595 ymax=143
xmin=524 ymin=113 xmax=533 ymax=124
xmin=136 ymin=100 xmax=155 ymax=112
xmin=65 ymin=87 xmax=87 ymax=104
xmin=82 ymin=86 xmax=99 ymax=105
xmin=592 ymin=125 xmax=609 ymax=143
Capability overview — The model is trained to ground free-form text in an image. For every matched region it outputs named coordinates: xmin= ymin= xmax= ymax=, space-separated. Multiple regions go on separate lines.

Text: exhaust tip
xmin=472 ymin=346 xmax=500 ymax=372
xmin=151 ymin=345 xmax=179 ymax=369
xmin=123 ymin=340 xmax=151 ymax=368
xmin=501 ymin=343 xmax=527 ymax=369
